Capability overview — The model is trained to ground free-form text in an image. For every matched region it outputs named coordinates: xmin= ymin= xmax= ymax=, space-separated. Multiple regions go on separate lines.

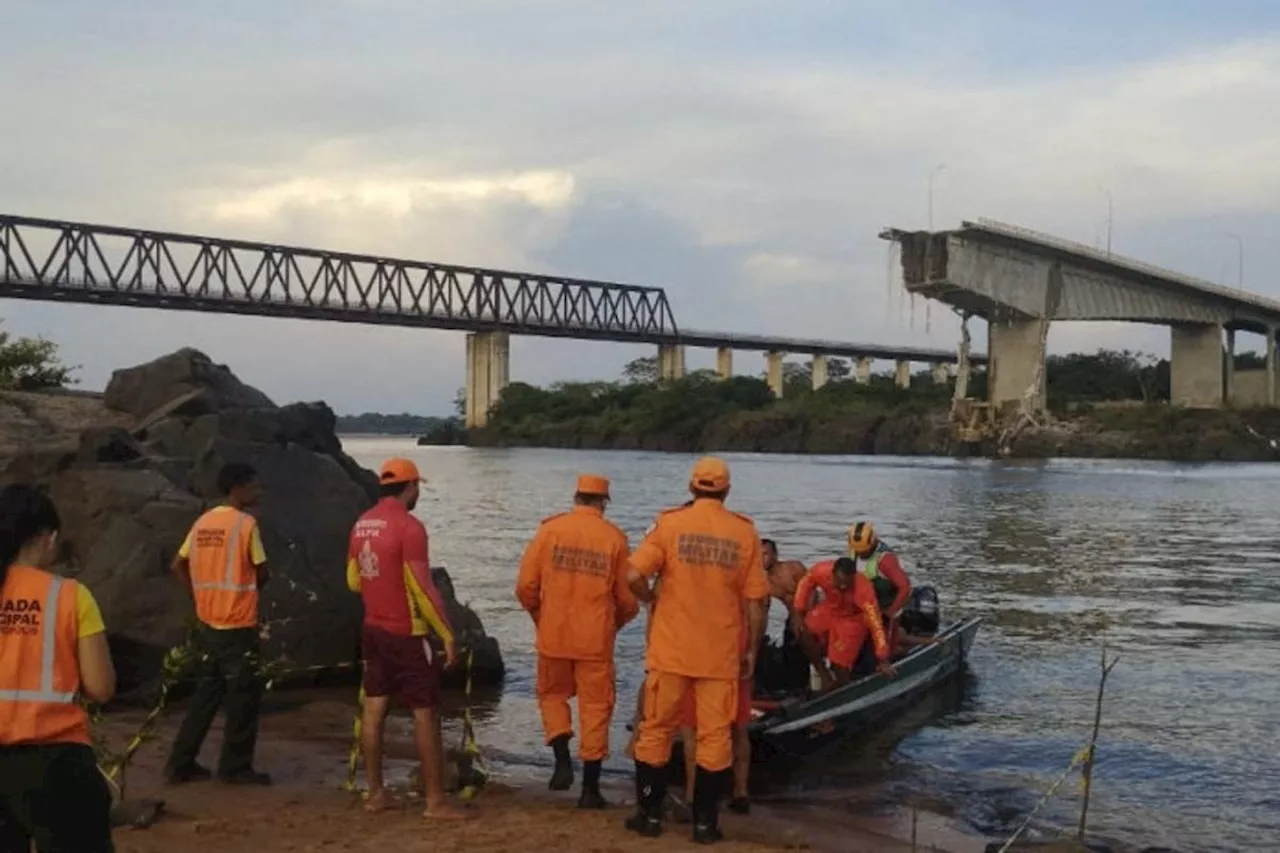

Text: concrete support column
xmin=765 ymin=351 xmax=784 ymax=398
xmin=1268 ymin=326 xmax=1278 ymax=406
xmin=854 ymin=357 xmax=872 ymax=385
xmin=715 ymin=346 xmax=733 ymax=380
xmin=1225 ymin=328 xmax=1236 ymax=405
xmin=894 ymin=360 xmax=911 ymax=389
xmin=464 ymin=331 xmax=510 ymax=429
xmin=988 ymin=317 xmax=1046 ymax=412
xmin=1170 ymin=323 xmax=1224 ymax=408
xmin=811 ymin=355 xmax=829 ymax=390
xmin=931 ymin=363 xmax=951 ymax=385
xmin=657 ymin=343 xmax=686 ymax=381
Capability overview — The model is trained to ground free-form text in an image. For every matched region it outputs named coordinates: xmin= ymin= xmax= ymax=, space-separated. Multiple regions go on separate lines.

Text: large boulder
xmin=104 ymin=348 xmax=275 ymax=419
xmin=0 ymin=349 xmax=503 ymax=698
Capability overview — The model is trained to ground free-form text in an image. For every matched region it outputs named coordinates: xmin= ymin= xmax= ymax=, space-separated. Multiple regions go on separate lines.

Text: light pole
xmin=928 ymin=163 xmax=947 ymax=230
xmin=1226 ymin=233 xmax=1244 ymax=290
xmin=1097 ymin=184 xmax=1113 ymax=255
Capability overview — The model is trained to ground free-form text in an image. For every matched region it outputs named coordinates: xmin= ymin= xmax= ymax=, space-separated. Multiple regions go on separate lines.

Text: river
xmin=340 ymin=439 xmax=1280 ymax=852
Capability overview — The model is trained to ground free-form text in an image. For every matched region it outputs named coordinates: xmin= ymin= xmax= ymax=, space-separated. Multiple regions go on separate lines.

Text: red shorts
xmin=361 ymin=625 xmax=440 ymax=709
xmin=681 ymin=678 xmax=752 ymax=728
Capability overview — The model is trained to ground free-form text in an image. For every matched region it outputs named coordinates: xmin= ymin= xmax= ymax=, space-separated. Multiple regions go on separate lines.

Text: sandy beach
xmin=99 ymin=693 xmax=987 ymax=853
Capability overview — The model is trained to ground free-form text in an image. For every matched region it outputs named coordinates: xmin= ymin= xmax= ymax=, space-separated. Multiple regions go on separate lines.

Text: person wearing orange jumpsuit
xmin=625 ymin=457 xmax=768 ymax=845
xmin=515 ymin=474 xmax=638 ymax=809
xmin=794 ymin=557 xmax=894 ymax=690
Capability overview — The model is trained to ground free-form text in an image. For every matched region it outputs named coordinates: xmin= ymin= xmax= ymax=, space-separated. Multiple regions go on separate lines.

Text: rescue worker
xmin=515 ymin=474 xmax=638 ymax=808
xmin=846 ymin=522 xmax=912 ymax=648
xmin=165 ymin=462 xmax=272 ymax=786
xmin=794 ymin=557 xmax=894 ymax=691
xmin=347 ymin=458 xmax=464 ymax=820
xmin=625 ymin=456 xmax=769 ymax=845
xmin=0 ymin=484 xmax=117 ymax=853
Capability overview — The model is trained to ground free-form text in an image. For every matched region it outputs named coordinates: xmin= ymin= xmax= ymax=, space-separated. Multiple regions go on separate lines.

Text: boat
xmin=745 ymin=616 xmax=983 ymax=761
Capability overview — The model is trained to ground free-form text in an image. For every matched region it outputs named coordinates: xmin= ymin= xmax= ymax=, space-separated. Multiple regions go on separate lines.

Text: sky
xmin=4 ymin=0 xmax=1280 ymax=415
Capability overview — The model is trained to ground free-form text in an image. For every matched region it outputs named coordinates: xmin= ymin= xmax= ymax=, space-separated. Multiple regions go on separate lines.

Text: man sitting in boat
xmin=793 ymin=557 xmax=895 ymax=691
xmin=846 ymin=522 xmax=913 ymax=651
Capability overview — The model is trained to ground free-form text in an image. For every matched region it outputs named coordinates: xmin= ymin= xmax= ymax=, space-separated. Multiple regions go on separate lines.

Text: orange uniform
xmin=516 ymin=484 xmax=638 ymax=762
xmin=794 ymin=559 xmax=889 ymax=670
xmin=0 ymin=566 xmax=99 ymax=747
xmin=631 ymin=494 xmax=768 ymax=773
xmin=180 ymin=505 xmax=267 ymax=630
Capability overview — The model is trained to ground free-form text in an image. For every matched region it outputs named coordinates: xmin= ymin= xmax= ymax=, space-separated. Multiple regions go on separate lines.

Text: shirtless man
xmin=761 ymin=539 xmax=806 ymax=634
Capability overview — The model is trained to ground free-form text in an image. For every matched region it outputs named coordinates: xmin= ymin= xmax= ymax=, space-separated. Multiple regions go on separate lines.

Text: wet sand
xmin=100 ymin=693 xmax=987 ymax=853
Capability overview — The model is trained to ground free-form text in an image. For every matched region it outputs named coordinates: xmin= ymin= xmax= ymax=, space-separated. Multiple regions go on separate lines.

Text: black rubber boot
xmin=548 ymin=734 xmax=574 ymax=791
xmin=691 ymin=767 xmax=727 ymax=845
xmin=577 ymin=760 xmax=607 ymax=809
xmin=624 ymin=761 xmax=665 ymax=838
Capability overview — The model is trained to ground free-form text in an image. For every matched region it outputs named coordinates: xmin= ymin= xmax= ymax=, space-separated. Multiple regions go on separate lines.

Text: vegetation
xmin=0 ymin=326 xmax=76 ymax=390
xmin=466 ymin=348 xmax=1280 ymax=459
xmin=335 ymin=412 xmax=458 ymax=435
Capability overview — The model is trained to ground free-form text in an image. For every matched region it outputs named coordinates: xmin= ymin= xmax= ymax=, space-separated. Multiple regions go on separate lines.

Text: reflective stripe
xmin=190 ymin=511 xmax=257 ymax=593
xmin=0 ymin=576 xmax=77 ymax=704
xmin=862 ymin=551 xmax=881 ymax=581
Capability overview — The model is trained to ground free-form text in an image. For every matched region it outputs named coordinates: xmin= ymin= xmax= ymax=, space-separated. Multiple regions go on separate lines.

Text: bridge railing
xmin=0 ymin=214 xmax=680 ymax=342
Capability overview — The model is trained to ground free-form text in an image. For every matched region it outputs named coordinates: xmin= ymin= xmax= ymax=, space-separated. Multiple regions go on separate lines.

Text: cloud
xmin=3 ymin=2 xmax=1280 ymax=411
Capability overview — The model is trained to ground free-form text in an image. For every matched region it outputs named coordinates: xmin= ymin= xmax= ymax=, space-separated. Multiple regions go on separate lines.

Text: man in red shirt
xmin=847 ymin=522 xmax=912 ymax=651
xmin=346 ymin=458 xmax=463 ymax=820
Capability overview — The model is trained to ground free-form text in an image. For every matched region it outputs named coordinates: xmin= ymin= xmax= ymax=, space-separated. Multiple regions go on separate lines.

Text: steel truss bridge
xmin=0 ymin=214 xmax=982 ymax=364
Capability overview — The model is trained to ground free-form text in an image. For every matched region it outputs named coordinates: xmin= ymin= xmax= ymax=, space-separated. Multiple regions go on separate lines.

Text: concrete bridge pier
xmin=931 ymin=363 xmax=951 ymax=385
xmin=765 ymin=351 xmax=784 ymax=397
xmin=716 ymin=346 xmax=733 ymax=380
xmin=811 ymin=355 xmax=829 ymax=390
xmin=464 ymin=331 xmax=510 ymax=428
xmin=988 ymin=317 xmax=1046 ymax=412
xmin=1170 ymin=323 xmax=1224 ymax=408
xmin=1269 ymin=326 xmax=1278 ymax=406
xmin=855 ymin=357 xmax=872 ymax=385
xmin=658 ymin=343 xmax=686 ymax=381
xmin=1225 ymin=328 xmax=1236 ymax=405
xmin=894 ymin=360 xmax=911 ymax=389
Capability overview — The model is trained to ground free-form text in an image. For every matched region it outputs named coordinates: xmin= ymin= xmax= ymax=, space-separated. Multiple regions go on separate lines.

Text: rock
xmin=104 ymin=348 xmax=275 ymax=418
xmin=77 ymin=427 xmax=144 ymax=465
xmin=432 ymin=567 xmax=505 ymax=687
xmin=0 ymin=348 xmax=502 ymax=697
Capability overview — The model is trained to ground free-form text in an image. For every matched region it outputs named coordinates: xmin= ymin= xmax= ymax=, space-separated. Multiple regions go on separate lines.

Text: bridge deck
xmin=881 ymin=218 xmax=1280 ymax=335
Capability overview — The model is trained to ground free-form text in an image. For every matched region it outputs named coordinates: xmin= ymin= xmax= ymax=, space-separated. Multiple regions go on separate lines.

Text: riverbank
xmin=100 ymin=691 xmax=985 ymax=853
xmin=467 ymin=397 xmax=1280 ymax=462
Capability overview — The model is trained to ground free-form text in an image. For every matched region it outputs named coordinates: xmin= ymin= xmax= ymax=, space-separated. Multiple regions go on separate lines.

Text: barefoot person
xmin=0 ymin=485 xmax=118 ymax=853
xmin=515 ymin=474 xmax=638 ymax=808
xmin=346 ymin=458 xmax=464 ymax=820
xmin=165 ymin=462 xmax=272 ymax=786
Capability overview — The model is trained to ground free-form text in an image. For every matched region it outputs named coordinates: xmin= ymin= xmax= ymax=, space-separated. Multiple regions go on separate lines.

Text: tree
xmin=827 ymin=358 xmax=852 ymax=380
xmin=0 ymin=328 xmax=76 ymax=390
xmin=453 ymin=387 xmax=466 ymax=418
xmin=622 ymin=356 xmax=659 ymax=384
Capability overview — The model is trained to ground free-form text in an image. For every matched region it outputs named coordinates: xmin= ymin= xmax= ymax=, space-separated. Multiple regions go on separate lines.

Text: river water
xmin=341 ymin=439 xmax=1280 ymax=852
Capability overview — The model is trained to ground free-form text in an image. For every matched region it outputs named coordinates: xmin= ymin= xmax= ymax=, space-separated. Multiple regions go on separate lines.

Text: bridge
xmin=881 ymin=218 xmax=1280 ymax=411
xmin=0 ymin=213 xmax=981 ymax=426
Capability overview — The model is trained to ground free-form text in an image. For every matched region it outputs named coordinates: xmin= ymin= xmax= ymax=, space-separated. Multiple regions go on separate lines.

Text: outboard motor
xmin=900 ymin=585 xmax=940 ymax=637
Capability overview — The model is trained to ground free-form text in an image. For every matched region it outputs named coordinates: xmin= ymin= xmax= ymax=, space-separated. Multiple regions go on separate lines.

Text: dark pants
xmin=0 ymin=742 xmax=115 ymax=853
xmin=166 ymin=624 xmax=264 ymax=777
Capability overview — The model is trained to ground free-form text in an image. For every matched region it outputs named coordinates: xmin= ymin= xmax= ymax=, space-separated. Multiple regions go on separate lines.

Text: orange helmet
xmin=846 ymin=521 xmax=878 ymax=556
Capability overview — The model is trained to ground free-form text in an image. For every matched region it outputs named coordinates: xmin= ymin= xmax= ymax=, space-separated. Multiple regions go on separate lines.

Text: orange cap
xmin=689 ymin=456 xmax=730 ymax=492
xmin=379 ymin=457 xmax=425 ymax=485
xmin=575 ymin=474 xmax=611 ymax=498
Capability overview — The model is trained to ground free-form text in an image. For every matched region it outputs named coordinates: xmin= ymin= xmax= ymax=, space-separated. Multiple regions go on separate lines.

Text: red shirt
xmin=348 ymin=498 xmax=453 ymax=639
